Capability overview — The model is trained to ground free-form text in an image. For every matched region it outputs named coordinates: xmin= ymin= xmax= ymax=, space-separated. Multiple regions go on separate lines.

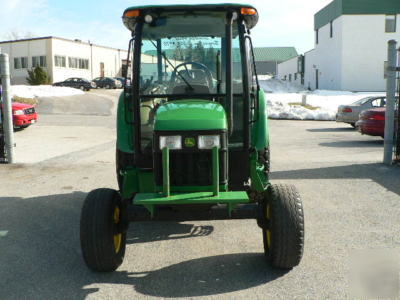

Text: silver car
xmin=336 ymin=96 xmax=386 ymax=127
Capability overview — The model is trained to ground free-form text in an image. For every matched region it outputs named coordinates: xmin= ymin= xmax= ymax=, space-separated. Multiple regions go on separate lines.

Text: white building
xmin=278 ymin=0 xmax=400 ymax=92
xmin=0 ymin=36 xmax=128 ymax=84
xmin=276 ymin=55 xmax=303 ymax=85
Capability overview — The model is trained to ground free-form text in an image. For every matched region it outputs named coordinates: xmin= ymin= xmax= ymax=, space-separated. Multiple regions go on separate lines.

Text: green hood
xmin=154 ymin=100 xmax=227 ymax=131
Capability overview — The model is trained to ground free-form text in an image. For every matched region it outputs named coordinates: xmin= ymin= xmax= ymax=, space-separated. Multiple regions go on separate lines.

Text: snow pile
xmin=10 ymin=85 xmax=84 ymax=98
xmin=260 ymin=78 xmax=306 ymax=93
xmin=257 ymin=74 xmax=273 ymax=81
xmin=267 ymin=99 xmax=334 ymax=121
xmin=260 ymin=79 xmax=384 ymax=121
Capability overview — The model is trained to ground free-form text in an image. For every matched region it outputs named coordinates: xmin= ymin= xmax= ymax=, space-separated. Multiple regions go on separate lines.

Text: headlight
xmin=160 ymin=135 xmax=182 ymax=150
xmin=198 ymin=135 xmax=220 ymax=149
xmin=13 ymin=110 xmax=24 ymax=115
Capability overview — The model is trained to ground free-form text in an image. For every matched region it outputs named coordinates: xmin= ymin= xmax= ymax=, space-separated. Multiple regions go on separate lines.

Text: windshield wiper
xmin=148 ymin=39 xmax=194 ymax=91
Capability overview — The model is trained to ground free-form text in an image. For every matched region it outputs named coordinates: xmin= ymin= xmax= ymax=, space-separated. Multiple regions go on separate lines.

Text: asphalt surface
xmin=1 ymin=111 xmax=400 ymax=299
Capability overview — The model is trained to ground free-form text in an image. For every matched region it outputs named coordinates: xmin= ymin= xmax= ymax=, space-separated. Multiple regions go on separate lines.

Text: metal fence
xmin=0 ymin=81 xmax=5 ymax=162
xmin=394 ymin=51 xmax=400 ymax=162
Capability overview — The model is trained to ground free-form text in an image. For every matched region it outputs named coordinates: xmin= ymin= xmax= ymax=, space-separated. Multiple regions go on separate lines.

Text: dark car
xmin=53 ymin=77 xmax=95 ymax=91
xmin=93 ymin=77 xmax=122 ymax=89
xmin=355 ymin=108 xmax=385 ymax=138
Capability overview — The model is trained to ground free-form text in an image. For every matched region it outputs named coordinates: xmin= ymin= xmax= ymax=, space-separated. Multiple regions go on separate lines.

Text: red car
xmin=355 ymin=108 xmax=385 ymax=138
xmin=12 ymin=102 xmax=38 ymax=129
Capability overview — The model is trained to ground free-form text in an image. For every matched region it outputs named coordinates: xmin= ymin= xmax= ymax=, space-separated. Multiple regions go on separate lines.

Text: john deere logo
xmin=184 ymin=137 xmax=196 ymax=147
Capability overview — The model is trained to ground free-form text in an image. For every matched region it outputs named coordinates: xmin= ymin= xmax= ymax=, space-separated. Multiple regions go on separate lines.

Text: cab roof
xmin=122 ymin=3 xmax=259 ymax=30
xmin=123 ymin=3 xmax=257 ymax=13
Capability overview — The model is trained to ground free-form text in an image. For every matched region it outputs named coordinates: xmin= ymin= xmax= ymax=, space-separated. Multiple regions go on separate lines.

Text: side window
xmin=245 ymin=37 xmax=257 ymax=92
xmin=371 ymin=99 xmax=381 ymax=107
xmin=232 ymin=34 xmax=243 ymax=93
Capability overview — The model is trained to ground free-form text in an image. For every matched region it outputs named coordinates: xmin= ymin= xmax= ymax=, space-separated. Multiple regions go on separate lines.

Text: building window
xmin=68 ymin=57 xmax=89 ymax=69
xmin=78 ymin=58 xmax=89 ymax=70
xmin=294 ymin=73 xmax=298 ymax=81
xmin=68 ymin=57 xmax=78 ymax=68
xmin=284 ymin=75 xmax=287 ymax=81
xmin=54 ymin=55 xmax=66 ymax=67
xmin=330 ymin=21 xmax=333 ymax=38
xmin=14 ymin=57 xmax=28 ymax=69
xmin=289 ymin=74 xmax=292 ymax=82
xmin=32 ymin=56 xmax=46 ymax=68
xmin=385 ymin=15 xmax=396 ymax=32
xmin=315 ymin=29 xmax=319 ymax=44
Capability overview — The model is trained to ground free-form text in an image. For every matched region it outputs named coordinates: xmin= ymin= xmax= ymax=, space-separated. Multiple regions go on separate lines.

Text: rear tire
xmin=259 ymin=184 xmax=304 ymax=269
xmin=80 ymin=188 xmax=127 ymax=272
xmin=350 ymin=123 xmax=356 ymax=128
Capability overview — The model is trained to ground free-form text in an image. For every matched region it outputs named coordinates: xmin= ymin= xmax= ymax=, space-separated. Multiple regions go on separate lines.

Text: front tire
xmin=80 ymin=188 xmax=127 ymax=272
xmin=259 ymin=184 xmax=304 ymax=269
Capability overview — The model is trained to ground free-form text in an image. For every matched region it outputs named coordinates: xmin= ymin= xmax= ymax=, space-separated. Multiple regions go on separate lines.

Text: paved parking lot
xmin=1 ymin=115 xmax=399 ymax=299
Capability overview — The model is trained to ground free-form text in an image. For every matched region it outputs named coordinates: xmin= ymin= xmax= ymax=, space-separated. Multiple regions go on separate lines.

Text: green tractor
xmin=80 ymin=3 xmax=304 ymax=272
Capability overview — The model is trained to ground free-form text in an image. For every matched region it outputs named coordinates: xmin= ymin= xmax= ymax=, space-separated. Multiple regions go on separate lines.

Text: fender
xmin=116 ymin=92 xmax=134 ymax=154
xmin=251 ymin=89 xmax=270 ymax=150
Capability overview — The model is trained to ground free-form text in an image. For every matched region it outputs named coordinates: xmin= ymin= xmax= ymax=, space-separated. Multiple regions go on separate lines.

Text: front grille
xmin=154 ymin=131 xmax=227 ymax=187
xmin=24 ymin=108 xmax=35 ymax=115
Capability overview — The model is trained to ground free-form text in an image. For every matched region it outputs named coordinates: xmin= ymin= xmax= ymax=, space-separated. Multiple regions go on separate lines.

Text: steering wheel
xmin=170 ymin=62 xmax=214 ymax=89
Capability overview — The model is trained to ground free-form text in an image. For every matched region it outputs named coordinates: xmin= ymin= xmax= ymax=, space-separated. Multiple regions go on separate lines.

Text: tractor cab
xmin=120 ymin=4 xmax=262 ymax=190
xmin=79 ymin=4 xmax=305 ymax=273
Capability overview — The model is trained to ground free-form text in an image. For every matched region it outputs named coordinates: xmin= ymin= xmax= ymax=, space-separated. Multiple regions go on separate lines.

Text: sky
xmin=0 ymin=0 xmax=333 ymax=54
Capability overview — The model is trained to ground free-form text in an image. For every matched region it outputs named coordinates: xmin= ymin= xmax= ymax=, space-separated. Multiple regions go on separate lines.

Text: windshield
xmin=352 ymin=97 xmax=372 ymax=105
xmin=138 ymin=12 xmax=241 ymax=97
xmin=135 ymin=11 xmax=243 ymax=152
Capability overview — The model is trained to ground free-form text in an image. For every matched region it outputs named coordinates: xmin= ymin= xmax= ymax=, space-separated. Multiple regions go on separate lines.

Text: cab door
xmin=244 ymin=37 xmax=259 ymax=131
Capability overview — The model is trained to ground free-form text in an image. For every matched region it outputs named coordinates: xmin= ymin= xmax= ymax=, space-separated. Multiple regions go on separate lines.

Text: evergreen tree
xmin=26 ymin=66 xmax=51 ymax=85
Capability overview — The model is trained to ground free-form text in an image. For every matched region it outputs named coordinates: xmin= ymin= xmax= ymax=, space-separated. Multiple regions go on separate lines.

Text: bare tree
xmin=5 ymin=30 xmax=35 ymax=40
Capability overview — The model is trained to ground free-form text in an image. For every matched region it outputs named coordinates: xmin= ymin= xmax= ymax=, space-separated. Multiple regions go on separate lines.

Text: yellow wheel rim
xmin=113 ymin=206 xmax=122 ymax=253
xmin=266 ymin=204 xmax=272 ymax=248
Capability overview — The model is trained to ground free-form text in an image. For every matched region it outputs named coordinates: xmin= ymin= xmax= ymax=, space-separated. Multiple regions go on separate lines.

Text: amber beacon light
xmin=241 ymin=7 xmax=257 ymax=15
xmin=124 ymin=9 xmax=140 ymax=17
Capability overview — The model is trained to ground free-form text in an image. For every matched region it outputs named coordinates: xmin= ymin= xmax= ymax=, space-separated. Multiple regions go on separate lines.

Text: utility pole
xmin=383 ymin=40 xmax=398 ymax=165
xmin=0 ymin=52 xmax=15 ymax=163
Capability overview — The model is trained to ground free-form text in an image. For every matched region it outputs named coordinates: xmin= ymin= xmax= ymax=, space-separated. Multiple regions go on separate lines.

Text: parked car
xmin=114 ymin=77 xmax=130 ymax=86
xmin=53 ymin=77 xmax=95 ymax=91
xmin=336 ymin=96 xmax=386 ymax=127
xmin=355 ymin=107 xmax=385 ymax=138
xmin=93 ymin=77 xmax=122 ymax=89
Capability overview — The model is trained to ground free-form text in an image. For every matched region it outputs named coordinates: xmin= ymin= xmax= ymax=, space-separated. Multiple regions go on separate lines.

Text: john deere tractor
xmin=80 ymin=3 xmax=304 ymax=272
